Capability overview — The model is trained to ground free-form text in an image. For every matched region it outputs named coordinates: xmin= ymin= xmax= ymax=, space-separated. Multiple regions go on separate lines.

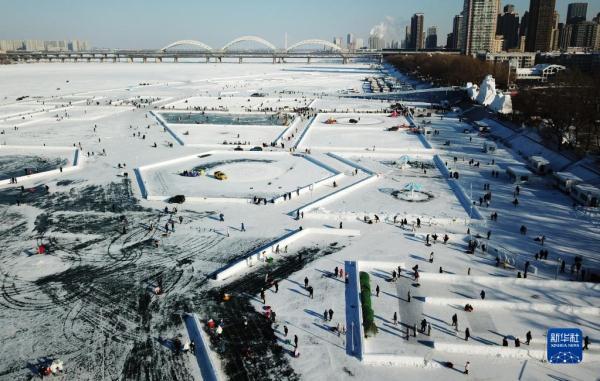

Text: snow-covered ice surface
xmin=0 ymin=62 xmax=598 ymax=381
xmin=141 ymin=151 xmax=336 ymax=200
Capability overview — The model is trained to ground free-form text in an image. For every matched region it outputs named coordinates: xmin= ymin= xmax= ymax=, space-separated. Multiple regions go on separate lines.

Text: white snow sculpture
xmin=490 ymin=91 xmax=513 ymax=114
xmin=476 ymin=75 xmax=497 ymax=106
xmin=465 ymin=82 xmax=479 ymax=100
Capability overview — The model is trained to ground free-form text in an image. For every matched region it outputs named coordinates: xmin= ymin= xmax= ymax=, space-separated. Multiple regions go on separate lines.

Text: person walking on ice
xmin=464 ymin=361 xmax=470 ymax=375
xmin=451 ymin=314 xmax=458 ymax=330
xmin=393 ymin=312 xmax=398 ymax=325
xmin=375 ymin=285 xmax=380 ymax=297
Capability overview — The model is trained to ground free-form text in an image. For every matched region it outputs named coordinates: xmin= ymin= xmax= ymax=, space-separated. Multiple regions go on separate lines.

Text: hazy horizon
xmin=1 ymin=0 xmax=599 ymax=49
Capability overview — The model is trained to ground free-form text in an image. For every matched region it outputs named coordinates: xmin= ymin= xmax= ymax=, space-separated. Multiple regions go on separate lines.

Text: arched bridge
xmin=3 ymin=35 xmax=389 ymax=64
xmin=159 ymin=36 xmax=344 ymax=54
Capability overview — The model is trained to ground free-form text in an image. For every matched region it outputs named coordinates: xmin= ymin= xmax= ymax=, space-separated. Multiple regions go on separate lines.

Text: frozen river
xmin=0 ymin=62 xmax=598 ymax=381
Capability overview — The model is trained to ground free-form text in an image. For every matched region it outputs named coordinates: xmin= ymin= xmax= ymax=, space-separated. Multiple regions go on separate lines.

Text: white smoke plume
xmin=369 ymin=16 xmax=405 ymax=41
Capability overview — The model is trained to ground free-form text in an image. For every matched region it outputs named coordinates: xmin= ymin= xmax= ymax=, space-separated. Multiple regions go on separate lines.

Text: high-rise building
xmin=388 ymin=40 xmax=400 ymax=49
xmin=493 ymin=35 xmax=505 ymax=53
xmin=368 ymin=35 xmax=384 ymax=50
xmin=355 ymin=38 xmax=364 ymax=49
xmin=520 ymin=11 xmax=530 ymax=39
xmin=559 ymin=23 xmax=573 ymax=50
xmin=526 ymin=0 xmax=556 ymax=52
xmin=410 ymin=13 xmax=425 ymax=50
xmin=0 ymin=39 xmax=90 ymax=52
xmin=459 ymin=0 xmax=499 ymax=55
xmin=497 ymin=4 xmax=520 ymax=50
xmin=24 ymin=40 xmax=44 ymax=51
xmin=446 ymin=33 xmax=455 ymax=49
xmin=347 ymin=33 xmax=355 ymax=50
xmin=426 ymin=26 xmax=438 ymax=48
xmin=566 ymin=3 xmax=588 ymax=24
xmin=570 ymin=21 xmax=600 ymax=48
xmin=452 ymin=14 xmax=464 ymax=49
xmin=404 ymin=25 xmax=411 ymax=49
xmin=550 ymin=11 xmax=561 ymax=51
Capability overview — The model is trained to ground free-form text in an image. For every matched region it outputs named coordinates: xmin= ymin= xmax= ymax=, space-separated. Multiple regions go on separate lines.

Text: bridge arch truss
xmin=160 ymin=40 xmax=213 ymax=52
xmin=286 ymin=39 xmax=344 ymax=53
xmin=221 ymin=35 xmax=277 ymax=51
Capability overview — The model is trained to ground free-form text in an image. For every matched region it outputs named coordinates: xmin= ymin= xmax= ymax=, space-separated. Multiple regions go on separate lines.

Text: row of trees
xmin=510 ymin=70 xmax=600 ymax=154
xmin=386 ymin=54 xmax=509 ymax=88
xmin=387 ymin=54 xmax=600 ymax=155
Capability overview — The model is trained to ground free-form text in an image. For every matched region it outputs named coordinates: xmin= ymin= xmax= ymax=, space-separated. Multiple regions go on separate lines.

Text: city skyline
xmin=1 ymin=0 xmax=599 ymax=49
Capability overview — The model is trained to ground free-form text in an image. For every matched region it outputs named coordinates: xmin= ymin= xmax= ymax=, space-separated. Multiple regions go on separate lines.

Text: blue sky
xmin=1 ymin=0 xmax=598 ymax=48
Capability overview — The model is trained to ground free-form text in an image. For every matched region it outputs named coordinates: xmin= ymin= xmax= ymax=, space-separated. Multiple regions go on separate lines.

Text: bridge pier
xmin=218 ymin=57 xmax=222 ymax=63
xmin=143 ymin=57 xmax=147 ymax=63
xmin=342 ymin=57 xmax=348 ymax=64
xmin=156 ymin=57 xmax=162 ymax=63
xmin=128 ymin=57 xmax=133 ymax=63
xmin=113 ymin=57 xmax=117 ymax=63
xmin=239 ymin=57 xmax=242 ymax=64
xmin=100 ymin=57 xmax=104 ymax=63
xmin=174 ymin=56 xmax=179 ymax=63
xmin=86 ymin=57 xmax=91 ymax=63
xmin=307 ymin=57 xmax=311 ymax=64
